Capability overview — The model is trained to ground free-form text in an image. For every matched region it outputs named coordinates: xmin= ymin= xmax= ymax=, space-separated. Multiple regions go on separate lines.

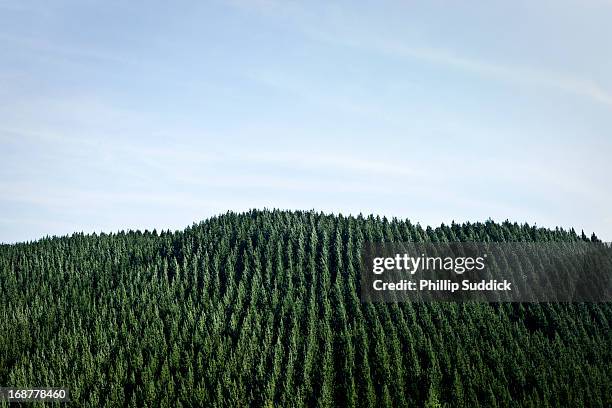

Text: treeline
xmin=0 ymin=209 xmax=610 ymax=407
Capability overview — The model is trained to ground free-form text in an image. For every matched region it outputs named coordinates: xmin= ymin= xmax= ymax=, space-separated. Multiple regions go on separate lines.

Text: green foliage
xmin=0 ymin=209 xmax=610 ymax=407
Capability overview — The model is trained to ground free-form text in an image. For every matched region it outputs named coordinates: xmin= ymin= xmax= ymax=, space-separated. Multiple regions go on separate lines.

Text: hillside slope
xmin=1 ymin=210 xmax=610 ymax=407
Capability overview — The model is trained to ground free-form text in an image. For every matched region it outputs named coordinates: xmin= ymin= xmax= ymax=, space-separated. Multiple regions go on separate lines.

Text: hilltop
xmin=1 ymin=210 xmax=610 ymax=407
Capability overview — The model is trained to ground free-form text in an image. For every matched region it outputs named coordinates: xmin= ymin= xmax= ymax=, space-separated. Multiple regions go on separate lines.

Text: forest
xmin=1 ymin=209 xmax=610 ymax=407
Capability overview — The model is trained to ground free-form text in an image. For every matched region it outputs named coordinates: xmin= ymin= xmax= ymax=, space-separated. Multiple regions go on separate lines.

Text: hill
xmin=1 ymin=209 xmax=610 ymax=407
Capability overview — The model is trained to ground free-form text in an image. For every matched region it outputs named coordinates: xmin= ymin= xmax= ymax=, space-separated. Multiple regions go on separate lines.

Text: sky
xmin=1 ymin=0 xmax=611 ymax=243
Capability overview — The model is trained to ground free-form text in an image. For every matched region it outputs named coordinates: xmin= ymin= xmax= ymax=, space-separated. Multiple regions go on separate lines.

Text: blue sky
xmin=1 ymin=0 xmax=611 ymax=243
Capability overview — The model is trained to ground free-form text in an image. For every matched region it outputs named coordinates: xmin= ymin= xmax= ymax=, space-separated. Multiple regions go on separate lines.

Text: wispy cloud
xmin=370 ymin=41 xmax=612 ymax=109
xmin=225 ymin=0 xmax=612 ymax=109
xmin=237 ymin=150 xmax=421 ymax=178
xmin=0 ymin=33 xmax=131 ymax=65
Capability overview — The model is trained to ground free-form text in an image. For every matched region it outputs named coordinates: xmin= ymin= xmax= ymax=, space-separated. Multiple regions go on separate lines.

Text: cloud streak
xmin=375 ymin=42 xmax=612 ymax=109
xmin=225 ymin=0 xmax=612 ymax=109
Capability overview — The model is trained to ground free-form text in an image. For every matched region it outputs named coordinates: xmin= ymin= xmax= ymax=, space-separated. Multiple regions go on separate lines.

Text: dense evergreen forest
xmin=1 ymin=209 xmax=610 ymax=407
